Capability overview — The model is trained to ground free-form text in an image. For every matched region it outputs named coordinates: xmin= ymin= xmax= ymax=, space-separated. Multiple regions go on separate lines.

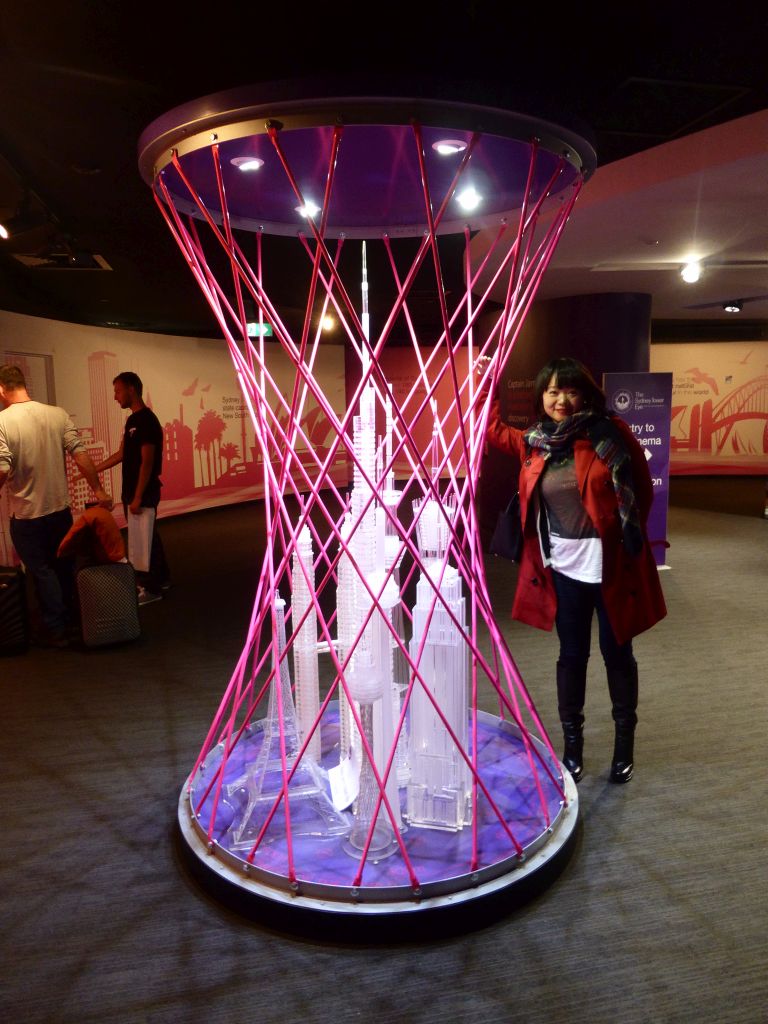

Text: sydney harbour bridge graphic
xmin=672 ymin=375 xmax=768 ymax=455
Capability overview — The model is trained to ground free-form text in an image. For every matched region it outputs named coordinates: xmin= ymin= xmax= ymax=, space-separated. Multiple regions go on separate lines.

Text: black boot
xmin=610 ymin=722 xmax=635 ymax=784
xmin=562 ymin=719 xmax=584 ymax=782
xmin=557 ymin=661 xmax=587 ymax=783
xmin=607 ymin=664 xmax=638 ymax=784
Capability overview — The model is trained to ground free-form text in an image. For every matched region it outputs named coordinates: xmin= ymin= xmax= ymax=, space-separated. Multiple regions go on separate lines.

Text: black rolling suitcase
xmin=76 ymin=562 xmax=141 ymax=648
xmin=0 ymin=565 xmax=29 ymax=655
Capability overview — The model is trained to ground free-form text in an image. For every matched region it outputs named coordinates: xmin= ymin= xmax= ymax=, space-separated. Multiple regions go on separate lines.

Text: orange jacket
xmin=57 ymin=506 xmax=126 ymax=564
xmin=486 ymin=401 xmax=667 ymax=645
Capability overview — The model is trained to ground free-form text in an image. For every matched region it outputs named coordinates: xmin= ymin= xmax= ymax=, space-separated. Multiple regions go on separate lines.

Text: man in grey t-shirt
xmin=0 ymin=364 xmax=112 ymax=646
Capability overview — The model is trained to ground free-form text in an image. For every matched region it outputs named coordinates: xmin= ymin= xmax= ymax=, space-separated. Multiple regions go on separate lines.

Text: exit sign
xmin=246 ymin=321 xmax=273 ymax=337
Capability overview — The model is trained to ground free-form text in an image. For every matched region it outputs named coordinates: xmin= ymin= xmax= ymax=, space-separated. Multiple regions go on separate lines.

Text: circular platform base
xmin=177 ymin=710 xmax=579 ymax=916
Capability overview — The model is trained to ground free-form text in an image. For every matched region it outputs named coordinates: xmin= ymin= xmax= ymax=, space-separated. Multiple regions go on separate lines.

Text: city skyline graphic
xmin=0 ymin=345 xmax=348 ymax=563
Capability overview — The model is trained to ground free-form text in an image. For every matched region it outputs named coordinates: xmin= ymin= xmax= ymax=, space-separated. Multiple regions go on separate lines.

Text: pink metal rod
xmin=265 ymin=128 xmax=345 ymax=495
xmin=338 ymin=523 xmax=557 ymax=869
xmin=210 ymin=497 xmax=552 ymax=815
xmin=211 ymin=529 xmax=520 ymax=880
xmin=378 ymin=147 xmax=559 ymax=410
xmin=410 ymin=123 xmax=476 ymax=489
xmin=149 ymin=240 xmax=361 ymax=542
xmin=268 ymin=122 xmax=481 ymax=366
xmin=153 ymin=194 xmax=322 ymax=805
xmin=165 ymin=141 xmax=544 ymax=552
xmin=171 ymin=125 xmax=548 ymax=462
xmin=180 ymin=222 xmax=561 ymax=798
xmin=182 ymin=214 xmax=561 ymax=753
xmin=245 ymin=660 xmax=420 ymax=887
xmin=192 ymin=391 xmax=569 ymax=856
xmin=248 ymin=446 xmax=504 ymax=730
xmin=204 ymin=475 xmax=565 ymax=851
xmin=373 ymin=238 xmax=548 ymax=497
xmin=154 ymin=114 xmax=589 ymax=888
xmin=187 ymin=462 xmax=483 ymax=848
xmin=215 ymin=411 xmax=561 ymax=860
xmin=268 ymin=136 xmax=489 ymax=491
xmin=241 ymin=533 xmax=538 ymax=876
xmin=233 ymin=378 xmax=484 ymax=654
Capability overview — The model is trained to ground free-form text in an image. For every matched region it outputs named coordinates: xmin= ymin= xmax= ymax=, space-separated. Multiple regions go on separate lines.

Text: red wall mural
xmin=0 ymin=311 xmax=348 ymax=559
xmin=651 ymin=341 xmax=768 ymax=475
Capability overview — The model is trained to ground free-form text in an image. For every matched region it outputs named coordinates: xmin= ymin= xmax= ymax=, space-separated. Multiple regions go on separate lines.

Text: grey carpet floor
xmin=1 ymin=503 xmax=766 ymax=1024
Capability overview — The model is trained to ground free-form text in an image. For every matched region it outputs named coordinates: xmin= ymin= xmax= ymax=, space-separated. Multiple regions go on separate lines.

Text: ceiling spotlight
xmin=0 ymin=223 xmax=8 ymax=240
xmin=680 ymin=261 xmax=702 ymax=283
xmin=230 ymin=156 xmax=264 ymax=172
xmin=320 ymin=314 xmax=335 ymax=332
xmin=296 ymin=200 xmax=320 ymax=219
xmin=723 ymin=300 xmax=742 ymax=313
xmin=456 ymin=187 xmax=482 ymax=211
xmin=432 ymin=139 xmax=468 ymax=156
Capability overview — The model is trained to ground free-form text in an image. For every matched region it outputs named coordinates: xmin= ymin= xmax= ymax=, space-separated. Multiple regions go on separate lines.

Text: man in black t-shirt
xmin=95 ymin=371 xmax=170 ymax=604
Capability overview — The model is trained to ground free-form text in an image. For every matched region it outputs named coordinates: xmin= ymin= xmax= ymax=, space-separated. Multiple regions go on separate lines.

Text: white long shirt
xmin=0 ymin=401 xmax=84 ymax=519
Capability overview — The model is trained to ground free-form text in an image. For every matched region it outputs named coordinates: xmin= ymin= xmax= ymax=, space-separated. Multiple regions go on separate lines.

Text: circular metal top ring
xmin=139 ymin=81 xmax=596 ymax=239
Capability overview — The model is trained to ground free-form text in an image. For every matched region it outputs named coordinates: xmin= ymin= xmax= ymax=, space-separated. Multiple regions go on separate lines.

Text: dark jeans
xmin=124 ymin=503 xmax=169 ymax=593
xmin=11 ymin=508 xmax=74 ymax=635
xmin=552 ymin=569 xmax=636 ymax=674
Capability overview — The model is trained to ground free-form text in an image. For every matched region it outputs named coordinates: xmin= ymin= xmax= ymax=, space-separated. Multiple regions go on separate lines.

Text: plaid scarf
xmin=524 ymin=411 xmax=643 ymax=555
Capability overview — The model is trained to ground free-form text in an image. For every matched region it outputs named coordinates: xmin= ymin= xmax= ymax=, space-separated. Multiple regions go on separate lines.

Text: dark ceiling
xmin=0 ymin=2 xmax=766 ymax=338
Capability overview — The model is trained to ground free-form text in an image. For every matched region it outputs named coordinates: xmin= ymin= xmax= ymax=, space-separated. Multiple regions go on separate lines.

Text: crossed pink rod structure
xmin=149 ymin=114 xmax=586 ymax=895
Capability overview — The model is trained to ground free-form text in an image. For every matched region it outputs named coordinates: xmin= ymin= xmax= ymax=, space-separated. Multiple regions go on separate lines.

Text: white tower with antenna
xmin=292 ymin=523 xmax=321 ymax=763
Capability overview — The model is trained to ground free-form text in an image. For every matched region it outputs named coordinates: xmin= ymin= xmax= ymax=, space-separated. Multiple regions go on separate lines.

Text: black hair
xmin=112 ymin=371 xmax=143 ymax=397
xmin=0 ymin=364 xmax=27 ymax=390
xmin=533 ymin=357 xmax=606 ymax=418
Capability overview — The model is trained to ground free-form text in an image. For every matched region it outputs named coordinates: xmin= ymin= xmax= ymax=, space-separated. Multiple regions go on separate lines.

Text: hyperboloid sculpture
xmin=138 ymin=84 xmax=596 ymax=913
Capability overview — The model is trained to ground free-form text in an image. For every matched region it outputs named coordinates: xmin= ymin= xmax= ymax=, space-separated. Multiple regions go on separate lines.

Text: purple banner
xmin=603 ymin=372 xmax=673 ymax=567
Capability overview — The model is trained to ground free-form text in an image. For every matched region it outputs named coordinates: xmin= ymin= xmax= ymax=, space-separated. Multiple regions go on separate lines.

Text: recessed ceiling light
xmin=456 ymin=187 xmax=482 ymax=211
xmin=296 ymin=200 xmax=320 ymax=219
xmin=723 ymin=300 xmax=742 ymax=313
xmin=432 ymin=139 xmax=468 ymax=156
xmin=230 ymin=156 xmax=264 ymax=172
xmin=680 ymin=261 xmax=702 ymax=283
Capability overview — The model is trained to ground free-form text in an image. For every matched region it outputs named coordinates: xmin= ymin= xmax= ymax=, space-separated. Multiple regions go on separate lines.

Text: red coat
xmin=486 ymin=402 xmax=667 ymax=645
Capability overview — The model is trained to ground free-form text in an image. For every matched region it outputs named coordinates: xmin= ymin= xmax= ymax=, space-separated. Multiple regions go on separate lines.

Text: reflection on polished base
xmin=179 ymin=706 xmax=579 ymax=915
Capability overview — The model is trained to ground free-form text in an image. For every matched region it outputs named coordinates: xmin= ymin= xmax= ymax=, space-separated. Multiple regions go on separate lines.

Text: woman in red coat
xmin=485 ymin=357 xmax=667 ymax=784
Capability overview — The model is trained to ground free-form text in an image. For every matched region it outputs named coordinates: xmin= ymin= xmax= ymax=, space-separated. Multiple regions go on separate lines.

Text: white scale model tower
xmin=333 ymin=359 xmax=472 ymax=838
xmin=407 ymin=496 xmax=471 ymax=831
xmin=226 ymin=244 xmax=474 ymax=852
xmin=338 ymin=359 xmax=402 ymax=856
xmin=291 ymin=524 xmax=321 ymax=764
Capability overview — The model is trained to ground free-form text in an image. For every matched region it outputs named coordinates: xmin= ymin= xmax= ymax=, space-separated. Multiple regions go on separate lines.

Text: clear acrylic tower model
xmin=138 ymin=85 xmax=596 ymax=913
